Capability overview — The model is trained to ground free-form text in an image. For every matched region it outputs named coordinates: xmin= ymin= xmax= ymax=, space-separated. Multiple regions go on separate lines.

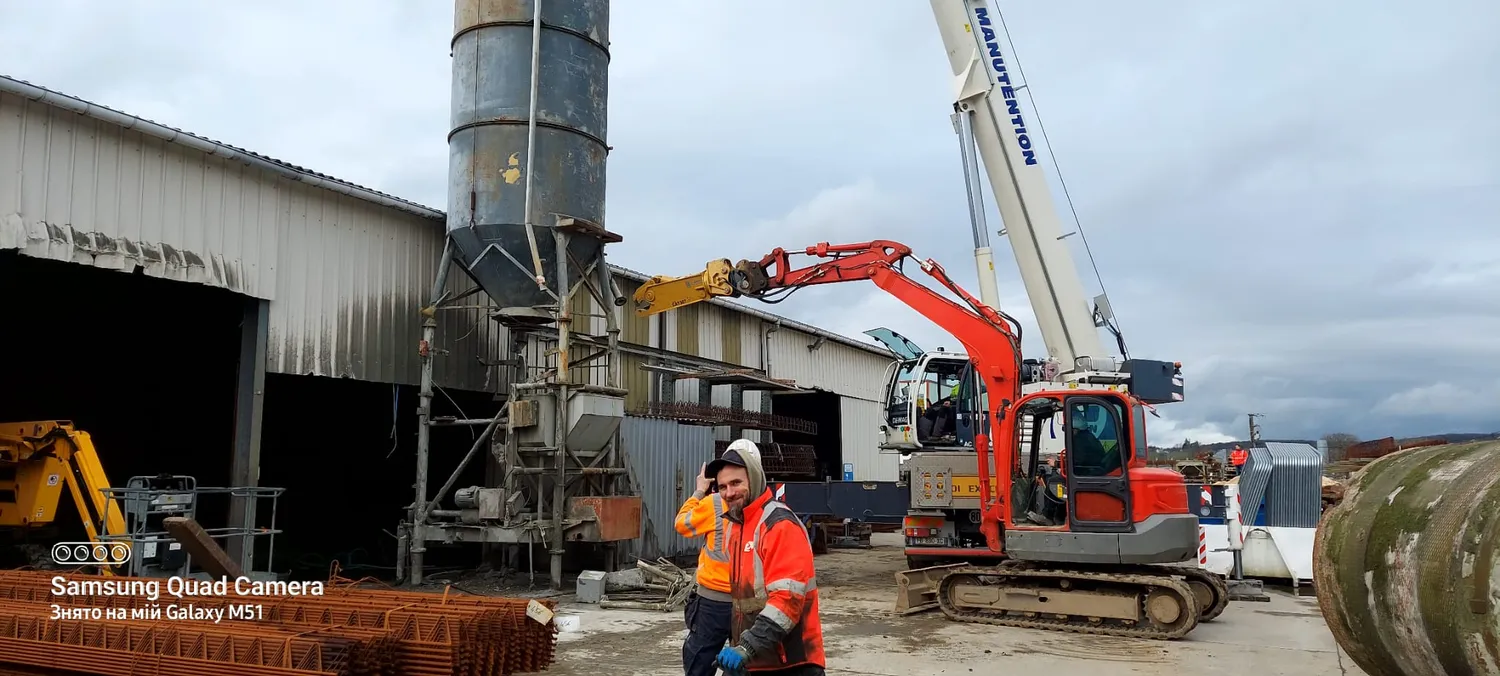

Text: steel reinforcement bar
xmin=0 ymin=570 xmax=557 ymax=676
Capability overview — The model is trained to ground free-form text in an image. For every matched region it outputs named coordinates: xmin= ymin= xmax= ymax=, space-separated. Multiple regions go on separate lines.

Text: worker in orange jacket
xmin=676 ymin=439 xmax=759 ymax=676
xmin=707 ymin=442 xmax=825 ymax=675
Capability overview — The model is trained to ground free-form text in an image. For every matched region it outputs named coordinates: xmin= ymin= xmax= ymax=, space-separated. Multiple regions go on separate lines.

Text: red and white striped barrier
xmin=1225 ymin=484 xmax=1244 ymax=550
xmin=1198 ymin=526 xmax=1208 ymax=565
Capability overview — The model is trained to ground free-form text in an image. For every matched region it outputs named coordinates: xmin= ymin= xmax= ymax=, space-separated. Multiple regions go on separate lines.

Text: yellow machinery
xmin=0 ymin=420 xmax=127 ymax=573
xmin=632 ymin=259 xmax=737 ymax=315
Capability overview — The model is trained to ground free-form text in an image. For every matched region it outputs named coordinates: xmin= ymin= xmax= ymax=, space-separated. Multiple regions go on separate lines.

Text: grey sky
xmin=2 ymin=1 xmax=1496 ymax=445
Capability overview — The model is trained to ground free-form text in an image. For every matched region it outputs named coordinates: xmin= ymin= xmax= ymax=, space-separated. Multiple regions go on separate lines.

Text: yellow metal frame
xmin=0 ymin=420 xmax=128 ymax=574
xmin=631 ymin=259 xmax=735 ymax=317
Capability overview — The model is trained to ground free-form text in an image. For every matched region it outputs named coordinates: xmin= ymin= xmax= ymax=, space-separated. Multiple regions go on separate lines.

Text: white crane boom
xmin=928 ymin=0 xmax=1113 ymax=376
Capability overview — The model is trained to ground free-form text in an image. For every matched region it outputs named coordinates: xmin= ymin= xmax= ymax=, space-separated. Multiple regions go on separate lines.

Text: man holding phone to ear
xmin=677 ymin=439 xmax=759 ymax=676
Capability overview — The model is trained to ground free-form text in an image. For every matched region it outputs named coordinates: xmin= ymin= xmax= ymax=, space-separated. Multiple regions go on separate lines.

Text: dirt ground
xmin=524 ymin=533 xmax=1365 ymax=676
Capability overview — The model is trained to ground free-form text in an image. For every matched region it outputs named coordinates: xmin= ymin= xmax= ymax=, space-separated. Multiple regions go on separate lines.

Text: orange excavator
xmin=632 ymin=240 xmax=1228 ymax=639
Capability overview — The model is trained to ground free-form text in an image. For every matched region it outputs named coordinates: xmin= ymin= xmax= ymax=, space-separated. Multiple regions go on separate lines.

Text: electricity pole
xmin=1246 ymin=413 xmax=1263 ymax=447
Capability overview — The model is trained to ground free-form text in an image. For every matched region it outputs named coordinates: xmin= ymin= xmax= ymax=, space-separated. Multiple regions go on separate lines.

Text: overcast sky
xmin=2 ymin=1 xmax=1496 ymax=446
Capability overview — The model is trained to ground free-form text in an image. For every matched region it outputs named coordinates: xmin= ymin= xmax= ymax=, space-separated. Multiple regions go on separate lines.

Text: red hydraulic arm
xmin=728 ymin=240 xmax=1023 ymax=550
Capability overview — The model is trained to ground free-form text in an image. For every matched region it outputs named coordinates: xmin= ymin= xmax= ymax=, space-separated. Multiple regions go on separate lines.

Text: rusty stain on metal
xmin=0 ymin=568 xmax=559 ymax=675
xmin=1313 ymin=439 xmax=1500 ymax=676
xmin=568 ymin=496 xmax=643 ymax=542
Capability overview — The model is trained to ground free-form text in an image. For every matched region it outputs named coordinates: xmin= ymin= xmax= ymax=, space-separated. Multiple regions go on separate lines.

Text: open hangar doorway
xmin=0 ymin=252 xmax=243 ymax=563
xmin=768 ymin=389 xmax=843 ymax=481
xmin=256 ymin=374 xmax=497 ymax=582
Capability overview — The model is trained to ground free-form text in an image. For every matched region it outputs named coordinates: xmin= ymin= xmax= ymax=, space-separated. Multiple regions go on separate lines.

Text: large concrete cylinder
xmin=1313 ymin=439 xmax=1500 ymax=676
xmin=447 ymin=0 xmax=610 ymax=323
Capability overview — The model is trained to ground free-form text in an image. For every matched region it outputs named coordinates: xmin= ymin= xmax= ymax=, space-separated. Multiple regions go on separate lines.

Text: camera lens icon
xmin=50 ymin=542 xmax=131 ymax=566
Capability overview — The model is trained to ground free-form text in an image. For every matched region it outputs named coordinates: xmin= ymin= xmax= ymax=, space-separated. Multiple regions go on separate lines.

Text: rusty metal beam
xmin=162 ymin=516 xmax=244 ymax=580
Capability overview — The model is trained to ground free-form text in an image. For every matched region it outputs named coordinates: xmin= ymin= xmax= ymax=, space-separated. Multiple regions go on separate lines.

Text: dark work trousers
xmin=683 ymin=591 xmax=732 ymax=676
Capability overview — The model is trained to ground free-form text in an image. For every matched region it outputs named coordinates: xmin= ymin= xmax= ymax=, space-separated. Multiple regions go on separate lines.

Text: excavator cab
xmin=1000 ymin=390 xmax=1195 ymax=559
xmin=868 ymin=328 xmax=972 ymax=453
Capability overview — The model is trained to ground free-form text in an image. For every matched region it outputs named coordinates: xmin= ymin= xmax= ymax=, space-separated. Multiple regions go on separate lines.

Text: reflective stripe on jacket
xmin=728 ymin=491 xmax=825 ymax=670
xmin=675 ymin=491 xmax=733 ymax=595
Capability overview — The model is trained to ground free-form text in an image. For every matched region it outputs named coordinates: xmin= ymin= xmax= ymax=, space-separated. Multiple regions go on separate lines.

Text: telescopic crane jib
xmin=931 ymin=0 xmax=1183 ymax=404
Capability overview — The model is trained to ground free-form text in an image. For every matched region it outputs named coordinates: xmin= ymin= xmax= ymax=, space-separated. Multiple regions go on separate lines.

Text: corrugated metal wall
xmin=0 ymin=90 xmax=278 ymax=295
xmin=618 ymin=415 xmax=716 ymax=562
xmin=268 ymin=183 xmax=501 ymax=390
xmin=1237 ymin=447 xmax=1273 ymax=525
xmin=767 ymin=326 xmax=891 ymax=401
xmin=1261 ymin=442 xmax=1325 ymax=528
xmin=0 ymin=85 xmax=899 ymax=413
xmin=840 ymin=396 xmax=896 ymax=481
xmin=0 ymin=89 xmax=503 ymax=392
xmin=1239 ymin=443 xmax=1324 ymax=528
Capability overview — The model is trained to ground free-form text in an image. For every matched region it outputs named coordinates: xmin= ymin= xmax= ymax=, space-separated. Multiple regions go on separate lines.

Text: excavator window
xmin=1015 ymin=397 xmax=1068 ymax=527
xmin=884 ymin=359 xmax=920 ymax=426
xmin=913 ymin=359 xmax=967 ymax=443
xmin=1067 ymin=401 xmax=1123 ymax=478
xmin=1064 ymin=398 xmax=1134 ymax=528
xmin=952 ymin=360 xmax=988 ymax=447
xmin=1130 ymin=403 xmax=1148 ymax=458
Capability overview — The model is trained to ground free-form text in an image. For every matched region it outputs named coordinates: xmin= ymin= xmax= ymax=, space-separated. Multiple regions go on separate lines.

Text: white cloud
xmin=1144 ymin=415 xmax=1235 ymax=448
xmin=1374 ymin=382 xmax=1500 ymax=419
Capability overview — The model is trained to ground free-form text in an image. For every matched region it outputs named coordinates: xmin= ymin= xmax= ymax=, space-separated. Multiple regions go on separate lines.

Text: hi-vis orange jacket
xmin=727 ymin=489 xmax=824 ymax=671
xmin=674 ymin=490 xmax=734 ymax=597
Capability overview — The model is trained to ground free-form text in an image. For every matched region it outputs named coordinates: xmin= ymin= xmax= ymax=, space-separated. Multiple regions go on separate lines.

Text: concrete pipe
xmin=1313 ymin=439 xmax=1500 ymax=676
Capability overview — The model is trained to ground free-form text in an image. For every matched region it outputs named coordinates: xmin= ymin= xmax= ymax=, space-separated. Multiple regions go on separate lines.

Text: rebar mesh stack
xmin=0 ymin=570 xmax=558 ymax=676
xmin=714 ymin=440 xmax=819 ymax=477
xmin=635 ymin=402 xmax=818 ymax=434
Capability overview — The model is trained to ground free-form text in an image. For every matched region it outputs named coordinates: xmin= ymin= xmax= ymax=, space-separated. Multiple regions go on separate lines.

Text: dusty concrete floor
xmin=526 ymin=534 xmax=1365 ymax=676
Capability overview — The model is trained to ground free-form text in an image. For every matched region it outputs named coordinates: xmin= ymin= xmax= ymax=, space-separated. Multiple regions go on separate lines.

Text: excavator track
xmin=1000 ymin=560 xmax=1230 ymax=622
xmin=1141 ymin=564 xmax=1230 ymax=622
xmin=935 ymin=563 xmax=1202 ymax=640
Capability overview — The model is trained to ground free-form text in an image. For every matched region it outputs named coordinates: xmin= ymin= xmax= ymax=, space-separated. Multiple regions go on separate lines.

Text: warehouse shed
xmin=0 ymin=75 xmax=900 ymax=575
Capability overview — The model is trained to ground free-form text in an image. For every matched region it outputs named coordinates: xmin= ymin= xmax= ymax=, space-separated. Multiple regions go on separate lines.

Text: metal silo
xmin=404 ymin=0 xmax=637 ymax=591
xmin=447 ymin=0 xmax=613 ymax=323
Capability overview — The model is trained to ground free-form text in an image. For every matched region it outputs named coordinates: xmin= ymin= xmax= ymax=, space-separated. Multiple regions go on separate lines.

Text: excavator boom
xmin=635 ymin=241 xmax=1020 ymax=535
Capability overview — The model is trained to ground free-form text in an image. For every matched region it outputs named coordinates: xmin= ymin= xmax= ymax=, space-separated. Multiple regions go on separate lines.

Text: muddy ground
xmin=522 ymin=534 xmax=1365 ymax=676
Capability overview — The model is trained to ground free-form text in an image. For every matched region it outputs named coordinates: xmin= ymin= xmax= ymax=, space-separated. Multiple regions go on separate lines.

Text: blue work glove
xmin=716 ymin=646 xmax=749 ymax=673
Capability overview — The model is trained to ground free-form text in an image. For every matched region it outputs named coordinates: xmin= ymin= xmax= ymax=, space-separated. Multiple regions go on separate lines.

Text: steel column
xmin=227 ymin=296 xmax=268 ymax=571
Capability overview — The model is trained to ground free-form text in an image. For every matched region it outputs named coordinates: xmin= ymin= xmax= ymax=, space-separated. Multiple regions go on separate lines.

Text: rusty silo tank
xmin=446 ymin=0 xmax=611 ymax=323
xmin=1314 ymin=439 xmax=1500 ymax=676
